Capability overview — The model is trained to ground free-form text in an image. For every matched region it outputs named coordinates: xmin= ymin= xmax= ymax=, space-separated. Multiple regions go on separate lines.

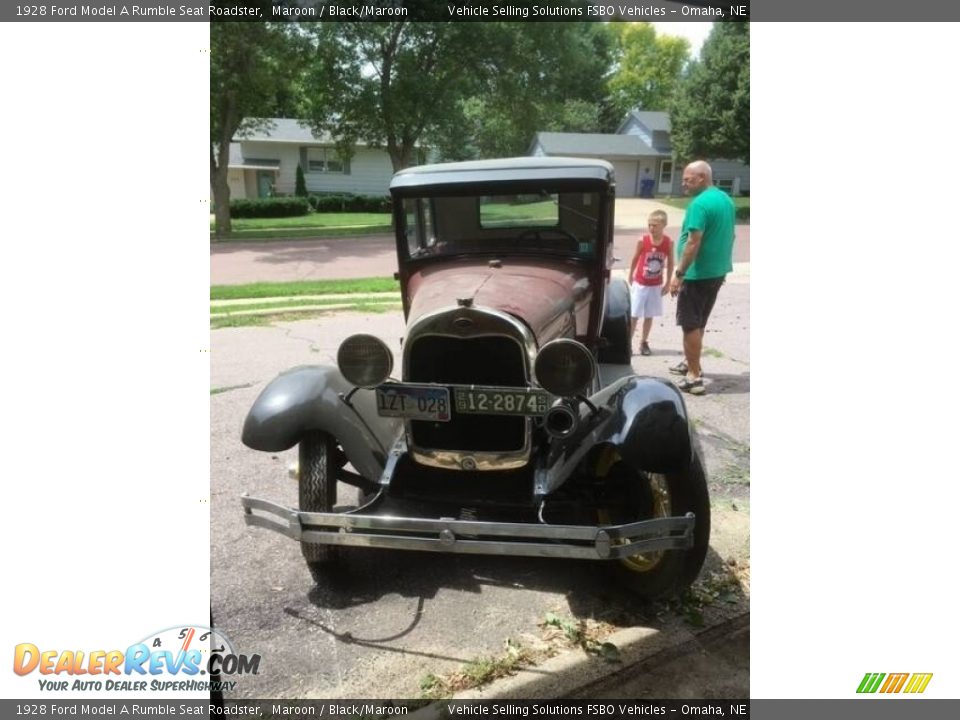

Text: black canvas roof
xmin=390 ymin=157 xmax=614 ymax=192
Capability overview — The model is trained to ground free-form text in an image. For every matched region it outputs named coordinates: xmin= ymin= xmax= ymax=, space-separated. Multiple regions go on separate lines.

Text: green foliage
xmin=458 ymin=23 xmax=615 ymax=158
xmin=303 ymin=23 xmax=481 ymax=170
xmin=670 ymin=22 xmax=750 ymax=164
xmin=229 ymin=197 xmax=310 ymax=219
xmin=607 ymin=22 xmax=690 ymax=117
xmin=308 ymin=194 xmax=392 ymax=213
xmin=210 ymin=22 xmax=310 ymax=236
xmin=295 ymin=164 xmax=308 ymax=197
xmin=305 ymin=23 xmax=614 ymax=165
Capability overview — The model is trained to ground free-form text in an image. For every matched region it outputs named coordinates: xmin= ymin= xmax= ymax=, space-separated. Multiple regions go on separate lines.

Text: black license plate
xmin=376 ymin=384 xmax=451 ymax=422
xmin=454 ymin=388 xmax=551 ymax=416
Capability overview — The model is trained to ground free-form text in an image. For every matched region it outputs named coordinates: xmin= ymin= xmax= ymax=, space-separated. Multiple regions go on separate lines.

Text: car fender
xmin=534 ymin=375 xmax=694 ymax=498
xmin=241 ymin=365 xmax=400 ymax=482
xmin=598 ymin=277 xmax=631 ymax=364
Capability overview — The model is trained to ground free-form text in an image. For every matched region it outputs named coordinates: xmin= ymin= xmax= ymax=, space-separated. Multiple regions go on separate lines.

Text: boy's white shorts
xmin=630 ymin=283 xmax=664 ymax=319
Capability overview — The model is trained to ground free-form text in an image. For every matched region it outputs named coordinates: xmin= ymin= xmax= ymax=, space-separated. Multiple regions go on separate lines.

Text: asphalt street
xmin=210 ymin=282 xmax=750 ymax=699
xmin=211 ymin=201 xmax=750 ymax=698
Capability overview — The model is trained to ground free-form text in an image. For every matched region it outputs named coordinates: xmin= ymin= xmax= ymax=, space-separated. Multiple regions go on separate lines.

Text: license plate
xmin=454 ymin=387 xmax=551 ymax=416
xmin=376 ymin=384 xmax=450 ymax=422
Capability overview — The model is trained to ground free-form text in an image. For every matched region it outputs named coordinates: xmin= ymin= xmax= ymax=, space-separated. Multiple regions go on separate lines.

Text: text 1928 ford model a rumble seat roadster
xmin=241 ymin=157 xmax=710 ymax=599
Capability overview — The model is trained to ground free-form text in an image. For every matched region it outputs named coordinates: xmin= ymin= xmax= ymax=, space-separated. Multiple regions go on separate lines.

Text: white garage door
xmin=611 ymin=161 xmax=638 ymax=197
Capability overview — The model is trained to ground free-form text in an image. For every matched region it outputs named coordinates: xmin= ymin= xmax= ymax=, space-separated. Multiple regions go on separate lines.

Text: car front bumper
xmin=241 ymin=494 xmax=697 ymax=560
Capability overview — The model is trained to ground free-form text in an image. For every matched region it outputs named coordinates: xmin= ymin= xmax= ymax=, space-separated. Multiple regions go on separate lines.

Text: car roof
xmin=390 ymin=156 xmax=614 ymax=192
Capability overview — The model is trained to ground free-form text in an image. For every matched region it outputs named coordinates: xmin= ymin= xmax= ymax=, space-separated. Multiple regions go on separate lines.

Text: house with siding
xmin=529 ymin=110 xmax=750 ymax=198
xmin=226 ymin=118 xmax=416 ymax=200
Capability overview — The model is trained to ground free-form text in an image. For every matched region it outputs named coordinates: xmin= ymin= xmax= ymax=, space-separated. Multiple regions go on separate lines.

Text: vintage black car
xmin=241 ymin=157 xmax=709 ymax=599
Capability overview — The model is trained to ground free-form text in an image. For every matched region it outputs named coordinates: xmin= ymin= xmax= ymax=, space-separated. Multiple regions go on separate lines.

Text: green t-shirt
xmin=677 ymin=186 xmax=736 ymax=280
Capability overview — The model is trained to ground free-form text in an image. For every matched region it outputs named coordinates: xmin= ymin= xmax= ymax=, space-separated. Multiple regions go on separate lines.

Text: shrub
xmin=295 ymin=164 xmax=308 ymax=197
xmin=309 ymin=193 xmax=392 ymax=213
xmin=735 ymin=206 xmax=750 ymax=223
xmin=229 ymin=197 xmax=310 ymax=219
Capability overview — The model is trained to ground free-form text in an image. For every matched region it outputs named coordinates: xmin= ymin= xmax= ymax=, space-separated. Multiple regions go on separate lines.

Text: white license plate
xmin=376 ymin=384 xmax=451 ymax=422
xmin=454 ymin=388 xmax=551 ymax=416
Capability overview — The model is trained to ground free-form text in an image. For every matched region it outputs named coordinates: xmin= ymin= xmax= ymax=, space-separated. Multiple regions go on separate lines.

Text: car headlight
xmin=534 ymin=339 xmax=595 ymax=398
xmin=337 ymin=334 xmax=393 ymax=388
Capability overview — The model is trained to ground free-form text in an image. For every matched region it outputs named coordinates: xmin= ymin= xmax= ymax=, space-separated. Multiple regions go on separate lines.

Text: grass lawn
xmin=212 ymin=212 xmax=392 ymax=231
xmin=210 ymin=278 xmax=402 ymax=328
xmin=480 ymin=200 xmax=557 ymax=227
xmin=211 ymin=277 xmax=399 ymax=301
xmin=210 ymin=212 xmax=393 ymax=241
xmin=210 ymin=301 xmax=402 ymax=329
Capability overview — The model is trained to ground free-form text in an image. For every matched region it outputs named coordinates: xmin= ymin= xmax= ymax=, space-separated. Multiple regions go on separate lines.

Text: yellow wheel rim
xmin=595 ymin=447 xmax=671 ymax=573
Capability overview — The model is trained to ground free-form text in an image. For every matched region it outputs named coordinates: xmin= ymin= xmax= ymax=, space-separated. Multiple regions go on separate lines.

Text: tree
xmin=210 ymin=22 xmax=306 ymax=237
xmin=304 ymin=22 xmax=485 ymax=171
xmin=462 ymin=23 xmax=615 ymax=157
xmin=607 ymin=23 xmax=690 ymax=118
xmin=304 ymin=22 xmax=615 ymax=167
xmin=669 ymin=22 xmax=750 ymax=165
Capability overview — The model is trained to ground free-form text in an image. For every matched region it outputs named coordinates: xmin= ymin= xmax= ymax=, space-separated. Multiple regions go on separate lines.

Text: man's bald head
xmin=681 ymin=161 xmax=713 ymax=196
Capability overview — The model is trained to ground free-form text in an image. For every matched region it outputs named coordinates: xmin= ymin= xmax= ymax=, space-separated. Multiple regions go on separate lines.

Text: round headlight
xmin=337 ymin=334 xmax=393 ymax=388
xmin=534 ymin=339 xmax=595 ymax=398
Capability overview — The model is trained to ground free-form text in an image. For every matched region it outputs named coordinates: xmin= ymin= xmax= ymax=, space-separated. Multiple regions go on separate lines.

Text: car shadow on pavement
xmin=286 ymin=545 xmax=747 ymax=649
xmin=601 ymin=364 xmax=750 ymax=397
xmin=701 ymin=371 xmax=750 ymax=396
xmin=300 ymin=547 xmax=602 ymax=610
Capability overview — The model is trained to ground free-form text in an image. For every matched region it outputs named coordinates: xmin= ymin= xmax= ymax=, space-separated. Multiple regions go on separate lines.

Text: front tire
xmin=600 ymin=453 xmax=711 ymax=600
xmin=298 ymin=430 xmax=340 ymax=580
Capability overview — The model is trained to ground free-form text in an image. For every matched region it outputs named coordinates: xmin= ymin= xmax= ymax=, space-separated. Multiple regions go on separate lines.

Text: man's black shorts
xmin=676 ymin=277 xmax=725 ymax=331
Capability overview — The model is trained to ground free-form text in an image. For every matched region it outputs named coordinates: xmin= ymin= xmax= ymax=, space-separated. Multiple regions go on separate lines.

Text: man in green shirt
xmin=667 ymin=161 xmax=736 ymax=395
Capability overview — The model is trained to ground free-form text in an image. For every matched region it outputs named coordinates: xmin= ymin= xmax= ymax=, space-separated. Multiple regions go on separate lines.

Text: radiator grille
xmin=408 ymin=335 xmax=526 ymax=452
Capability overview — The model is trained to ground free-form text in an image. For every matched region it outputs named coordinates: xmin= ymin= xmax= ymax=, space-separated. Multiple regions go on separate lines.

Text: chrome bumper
xmin=241 ymin=495 xmax=696 ymax=560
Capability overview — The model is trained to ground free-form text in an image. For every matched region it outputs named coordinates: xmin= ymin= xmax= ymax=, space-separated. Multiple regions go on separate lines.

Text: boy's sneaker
xmin=677 ymin=376 xmax=705 ymax=395
xmin=668 ymin=360 xmax=688 ymax=375
xmin=640 ymin=342 xmax=652 ymax=356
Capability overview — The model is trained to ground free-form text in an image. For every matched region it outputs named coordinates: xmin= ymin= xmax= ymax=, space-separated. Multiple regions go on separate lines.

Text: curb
xmin=210 ymin=300 xmax=401 ymax=318
xmin=211 ymin=292 xmax=401 ymax=307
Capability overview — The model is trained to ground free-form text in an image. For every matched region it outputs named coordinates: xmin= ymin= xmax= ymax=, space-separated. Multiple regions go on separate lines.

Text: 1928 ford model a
xmin=241 ymin=157 xmax=710 ymax=599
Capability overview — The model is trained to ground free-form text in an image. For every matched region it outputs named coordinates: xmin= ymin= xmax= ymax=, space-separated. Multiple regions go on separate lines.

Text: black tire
xmin=298 ymin=430 xmax=340 ymax=580
xmin=602 ymin=454 xmax=711 ymax=600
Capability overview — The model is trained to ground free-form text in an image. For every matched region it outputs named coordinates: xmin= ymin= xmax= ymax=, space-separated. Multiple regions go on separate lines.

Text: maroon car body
xmin=405 ymin=259 xmax=593 ymax=343
xmin=241 ymin=157 xmax=710 ymax=600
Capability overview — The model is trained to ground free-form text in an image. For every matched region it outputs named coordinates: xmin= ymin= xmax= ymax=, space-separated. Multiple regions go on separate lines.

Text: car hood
xmin=406 ymin=258 xmax=593 ymax=343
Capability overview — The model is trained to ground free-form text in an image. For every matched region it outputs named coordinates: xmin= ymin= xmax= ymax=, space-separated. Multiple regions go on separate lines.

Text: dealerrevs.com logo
xmin=13 ymin=625 xmax=260 ymax=693
xmin=857 ymin=672 xmax=933 ymax=694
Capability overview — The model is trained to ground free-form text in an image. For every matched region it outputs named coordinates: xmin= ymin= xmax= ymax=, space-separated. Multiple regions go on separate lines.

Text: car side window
xmin=404 ymin=198 xmax=437 ymax=257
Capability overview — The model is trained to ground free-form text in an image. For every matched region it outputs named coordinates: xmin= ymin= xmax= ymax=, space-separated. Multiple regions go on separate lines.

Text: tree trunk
xmin=210 ymin=139 xmax=232 ymax=237
xmin=388 ymin=142 xmax=416 ymax=171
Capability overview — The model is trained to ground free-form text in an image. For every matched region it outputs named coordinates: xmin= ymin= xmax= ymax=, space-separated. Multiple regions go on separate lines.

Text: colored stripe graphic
xmin=180 ymin=628 xmax=196 ymax=653
xmin=880 ymin=673 xmax=909 ymax=693
xmin=857 ymin=673 xmax=885 ymax=693
xmin=857 ymin=672 xmax=933 ymax=694
xmin=904 ymin=673 xmax=933 ymax=694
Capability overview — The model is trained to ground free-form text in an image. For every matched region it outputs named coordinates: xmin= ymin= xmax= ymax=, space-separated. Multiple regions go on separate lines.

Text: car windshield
xmin=403 ymin=190 xmax=601 ymax=259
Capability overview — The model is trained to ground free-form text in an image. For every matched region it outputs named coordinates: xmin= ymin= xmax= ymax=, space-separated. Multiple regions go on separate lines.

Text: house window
xmin=659 ymin=161 xmax=673 ymax=185
xmin=307 ymin=147 xmax=344 ymax=173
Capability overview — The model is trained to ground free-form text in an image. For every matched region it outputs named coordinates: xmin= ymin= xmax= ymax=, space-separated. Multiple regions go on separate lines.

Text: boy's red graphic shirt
xmin=633 ymin=234 xmax=673 ymax=286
